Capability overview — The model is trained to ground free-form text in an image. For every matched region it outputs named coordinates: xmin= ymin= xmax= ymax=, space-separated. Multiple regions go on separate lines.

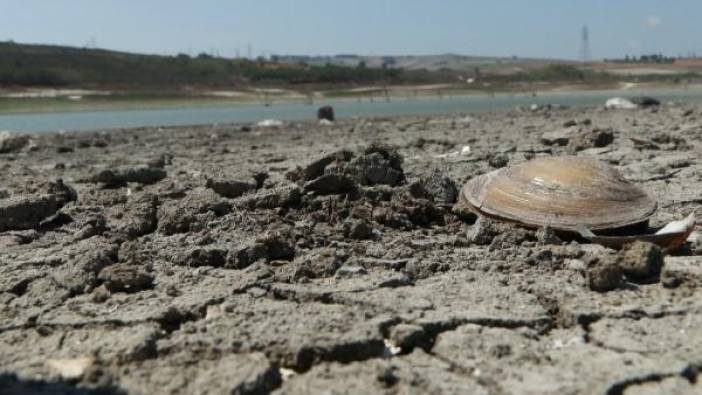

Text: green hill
xmin=0 ymin=42 xmax=449 ymax=89
xmin=0 ymin=42 xmax=245 ymax=88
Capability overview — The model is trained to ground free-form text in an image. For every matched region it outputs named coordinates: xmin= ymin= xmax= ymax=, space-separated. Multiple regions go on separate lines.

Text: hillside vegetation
xmin=0 ymin=42 xmax=454 ymax=89
xmin=2 ymin=41 xmax=694 ymax=92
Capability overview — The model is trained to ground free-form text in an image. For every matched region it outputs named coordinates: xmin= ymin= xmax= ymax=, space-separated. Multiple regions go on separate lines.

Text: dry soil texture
xmin=1 ymin=103 xmax=702 ymax=395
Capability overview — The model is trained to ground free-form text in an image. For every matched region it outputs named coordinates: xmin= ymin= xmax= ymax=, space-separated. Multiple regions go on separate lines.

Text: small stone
xmin=317 ymin=105 xmax=335 ymax=121
xmin=590 ymin=129 xmax=615 ymax=147
xmin=488 ymin=153 xmax=509 ymax=168
xmin=563 ymin=120 xmax=577 ymax=127
xmin=390 ymin=324 xmax=426 ymax=351
xmin=98 ymin=265 xmax=154 ymax=293
xmin=620 ymin=241 xmax=664 ymax=280
xmin=91 ymin=285 xmax=110 ymax=303
xmin=46 ymin=357 xmax=95 ymax=380
xmin=90 ymin=285 xmax=110 ymax=303
xmin=376 ymin=366 xmax=399 ymax=387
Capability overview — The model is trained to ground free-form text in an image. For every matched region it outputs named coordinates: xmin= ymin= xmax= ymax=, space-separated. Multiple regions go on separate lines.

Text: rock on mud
xmin=317 ymin=105 xmax=335 ymax=122
xmin=0 ymin=179 xmax=76 ymax=231
xmin=345 ymin=145 xmax=405 ymax=186
xmin=409 ymin=169 xmax=458 ymax=205
xmin=98 ymin=264 xmax=154 ymax=293
xmin=294 ymin=145 xmax=405 ymax=196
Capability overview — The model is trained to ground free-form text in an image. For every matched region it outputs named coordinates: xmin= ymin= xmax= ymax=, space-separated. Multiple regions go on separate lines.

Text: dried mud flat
xmin=1 ymin=104 xmax=702 ymax=395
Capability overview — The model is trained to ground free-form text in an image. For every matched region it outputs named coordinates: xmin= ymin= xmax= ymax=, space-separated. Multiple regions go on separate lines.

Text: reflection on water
xmin=2 ymin=89 xmax=702 ymax=133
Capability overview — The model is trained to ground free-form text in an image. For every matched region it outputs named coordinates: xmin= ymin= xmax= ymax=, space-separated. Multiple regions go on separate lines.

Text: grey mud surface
xmin=1 ymin=104 xmax=702 ymax=394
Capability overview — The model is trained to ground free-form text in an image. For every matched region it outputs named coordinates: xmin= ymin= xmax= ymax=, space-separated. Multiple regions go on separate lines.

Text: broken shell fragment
xmin=577 ymin=214 xmax=696 ymax=252
xmin=460 ymin=156 xmax=657 ymax=232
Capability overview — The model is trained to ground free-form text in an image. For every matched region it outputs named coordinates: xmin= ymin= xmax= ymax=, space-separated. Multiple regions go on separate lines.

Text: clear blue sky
xmin=0 ymin=0 xmax=699 ymax=59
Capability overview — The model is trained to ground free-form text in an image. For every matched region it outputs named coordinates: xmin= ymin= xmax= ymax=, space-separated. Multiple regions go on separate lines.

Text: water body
xmin=2 ymin=88 xmax=702 ymax=133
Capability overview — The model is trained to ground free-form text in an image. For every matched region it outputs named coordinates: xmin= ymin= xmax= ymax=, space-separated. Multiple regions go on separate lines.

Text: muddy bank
xmin=1 ymin=104 xmax=701 ymax=394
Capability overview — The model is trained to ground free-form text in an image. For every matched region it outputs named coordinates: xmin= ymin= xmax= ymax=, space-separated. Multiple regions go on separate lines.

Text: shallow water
xmin=2 ymin=88 xmax=702 ymax=133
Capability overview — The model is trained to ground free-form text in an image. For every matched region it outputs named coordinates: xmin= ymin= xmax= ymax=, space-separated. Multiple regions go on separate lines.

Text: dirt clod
xmin=620 ymin=241 xmax=664 ymax=280
xmin=587 ymin=253 xmax=623 ymax=292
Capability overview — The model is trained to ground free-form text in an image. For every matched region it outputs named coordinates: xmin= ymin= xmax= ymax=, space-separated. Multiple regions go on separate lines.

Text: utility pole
xmin=579 ymin=25 xmax=592 ymax=63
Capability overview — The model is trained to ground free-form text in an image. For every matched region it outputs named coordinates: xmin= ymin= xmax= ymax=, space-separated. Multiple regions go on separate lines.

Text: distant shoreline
xmin=4 ymin=84 xmax=702 ymax=134
xmin=1 ymin=81 xmax=700 ymax=115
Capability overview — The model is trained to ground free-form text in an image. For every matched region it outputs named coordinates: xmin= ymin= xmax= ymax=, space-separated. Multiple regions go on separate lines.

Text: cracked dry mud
xmin=1 ymin=104 xmax=702 ymax=395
